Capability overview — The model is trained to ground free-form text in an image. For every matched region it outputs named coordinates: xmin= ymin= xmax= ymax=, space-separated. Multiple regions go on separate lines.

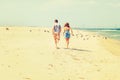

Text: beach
xmin=0 ymin=27 xmax=120 ymax=80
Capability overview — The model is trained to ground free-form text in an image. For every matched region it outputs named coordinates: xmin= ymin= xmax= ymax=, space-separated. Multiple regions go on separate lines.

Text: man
xmin=52 ymin=19 xmax=61 ymax=49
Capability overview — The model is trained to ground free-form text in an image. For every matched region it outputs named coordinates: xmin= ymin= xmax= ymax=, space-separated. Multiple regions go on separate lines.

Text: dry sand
xmin=0 ymin=27 xmax=120 ymax=80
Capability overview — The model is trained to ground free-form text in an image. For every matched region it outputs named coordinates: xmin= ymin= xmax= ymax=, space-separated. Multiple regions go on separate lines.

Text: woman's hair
xmin=64 ymin=22 xmax=70 ymax=28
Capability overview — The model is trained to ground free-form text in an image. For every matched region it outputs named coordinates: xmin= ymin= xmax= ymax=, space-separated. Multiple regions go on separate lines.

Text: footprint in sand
xmin=68 ymin=78 xmax=71 ymax=80
xmin=29 ymin=30 xmax=32 ymax=32
xmin=72 ymin=57 xmax=80 ymax=61
xmin=6 ymin=28 xmax=9 ymax=30
xmin=79 ymin=77 xmax=85 ymax=80
xmin=1 ymin=64 xmax=4 ymax=66
xmin=48 ymin=64 xmax=54 ymax=67
xmin=23 ymin=77 xmax=32 ymax=80
xmin=48 ymin=64 xmax=54 ymax=70
xmin=8 ymin=65 xmax=11 ymax=68
xmin=97 ymin=69 xmax=101 ymax=72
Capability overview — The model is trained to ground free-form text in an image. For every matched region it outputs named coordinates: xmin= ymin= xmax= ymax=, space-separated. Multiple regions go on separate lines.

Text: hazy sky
xmin=0 ymin=0 xmax=120 ymax=28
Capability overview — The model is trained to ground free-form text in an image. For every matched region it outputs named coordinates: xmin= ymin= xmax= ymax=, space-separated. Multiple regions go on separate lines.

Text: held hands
xmin=52 ymin=32 xmax=54 ymax=35
xmin=63 ymin=32 xmax=64 ymax=36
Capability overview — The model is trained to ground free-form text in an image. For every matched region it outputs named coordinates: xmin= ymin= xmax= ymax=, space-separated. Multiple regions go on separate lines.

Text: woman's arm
xmin=70 ymin=28 xmax=74 ymax=36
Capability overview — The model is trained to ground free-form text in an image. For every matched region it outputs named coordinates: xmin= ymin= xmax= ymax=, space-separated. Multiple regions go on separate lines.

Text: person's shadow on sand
xmin=64 ymin=48 xmax=91 ymax=52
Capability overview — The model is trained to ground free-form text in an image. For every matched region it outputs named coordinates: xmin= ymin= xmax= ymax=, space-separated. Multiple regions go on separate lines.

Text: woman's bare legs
xmin=66 ymin=38 xmax=69 ymax=48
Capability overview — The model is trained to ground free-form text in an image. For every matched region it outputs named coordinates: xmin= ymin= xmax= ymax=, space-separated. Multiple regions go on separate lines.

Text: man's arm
xmin=59 ymin=25 xmax=61 ymax=33
xmin=52 ymin=26 xmax=54 ymax=35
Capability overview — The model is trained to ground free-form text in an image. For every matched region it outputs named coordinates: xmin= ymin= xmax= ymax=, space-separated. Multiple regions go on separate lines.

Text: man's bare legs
xmin=54 ymin=33 xmax=60 ymax=49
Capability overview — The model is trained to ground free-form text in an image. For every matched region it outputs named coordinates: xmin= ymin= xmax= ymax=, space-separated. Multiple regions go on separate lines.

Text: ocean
xmin=76 ymin=28 xmax=120 ymax=40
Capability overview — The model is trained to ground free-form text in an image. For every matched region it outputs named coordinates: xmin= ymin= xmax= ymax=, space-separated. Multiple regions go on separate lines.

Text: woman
xmin=63 ymin=22 xmax=74 ymax=48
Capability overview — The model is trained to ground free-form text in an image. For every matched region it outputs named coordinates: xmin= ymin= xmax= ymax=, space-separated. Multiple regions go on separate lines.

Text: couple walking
xmin=52 ymin=19 xmax=74 ymax=49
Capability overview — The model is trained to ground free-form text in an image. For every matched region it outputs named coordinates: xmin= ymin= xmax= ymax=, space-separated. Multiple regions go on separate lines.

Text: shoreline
xmin=100 ymin=38 xmax=120 ymax=56
xmin=77 ymin=29 xmax=120 ymax=56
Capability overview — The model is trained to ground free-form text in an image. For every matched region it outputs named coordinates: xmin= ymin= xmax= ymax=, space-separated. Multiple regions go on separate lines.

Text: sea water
xmin=76 ymin=28 xmax=120 ymax=40
xmin=96 ymin=30 xmax=120 ymax=40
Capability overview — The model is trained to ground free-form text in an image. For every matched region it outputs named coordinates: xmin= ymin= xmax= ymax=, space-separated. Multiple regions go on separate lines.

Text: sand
xmin=0 ymin=27 xmax=120 ymax=80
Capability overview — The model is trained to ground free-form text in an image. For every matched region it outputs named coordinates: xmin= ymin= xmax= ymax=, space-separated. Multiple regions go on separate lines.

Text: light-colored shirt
xmin=54 ymin=23 xmax=61 ymax=33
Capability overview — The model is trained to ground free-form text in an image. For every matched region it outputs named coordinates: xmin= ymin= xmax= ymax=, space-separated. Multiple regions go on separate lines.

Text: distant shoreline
xmin=74 ymin=28 xmax=120 ymax=40
xmin=74 ymin=27 xmax=120 ymax=30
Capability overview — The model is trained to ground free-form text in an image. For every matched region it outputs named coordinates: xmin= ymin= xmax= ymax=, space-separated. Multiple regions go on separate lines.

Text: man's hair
xmin=54 ymin=19 xmax=58 ymax=23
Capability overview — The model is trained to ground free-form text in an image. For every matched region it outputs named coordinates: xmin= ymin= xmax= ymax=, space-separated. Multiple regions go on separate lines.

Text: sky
xmin=0 ymin=0 xmax=120 ymax=28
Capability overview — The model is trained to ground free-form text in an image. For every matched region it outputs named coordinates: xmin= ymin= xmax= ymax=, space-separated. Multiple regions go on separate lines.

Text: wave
xmin=97 ymin=30 xmax=118 ymax=31
xmin=111 ymin=35 xmax=120 ymax=37
xmin=76 ymin=28 xmax=120 ymax=31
